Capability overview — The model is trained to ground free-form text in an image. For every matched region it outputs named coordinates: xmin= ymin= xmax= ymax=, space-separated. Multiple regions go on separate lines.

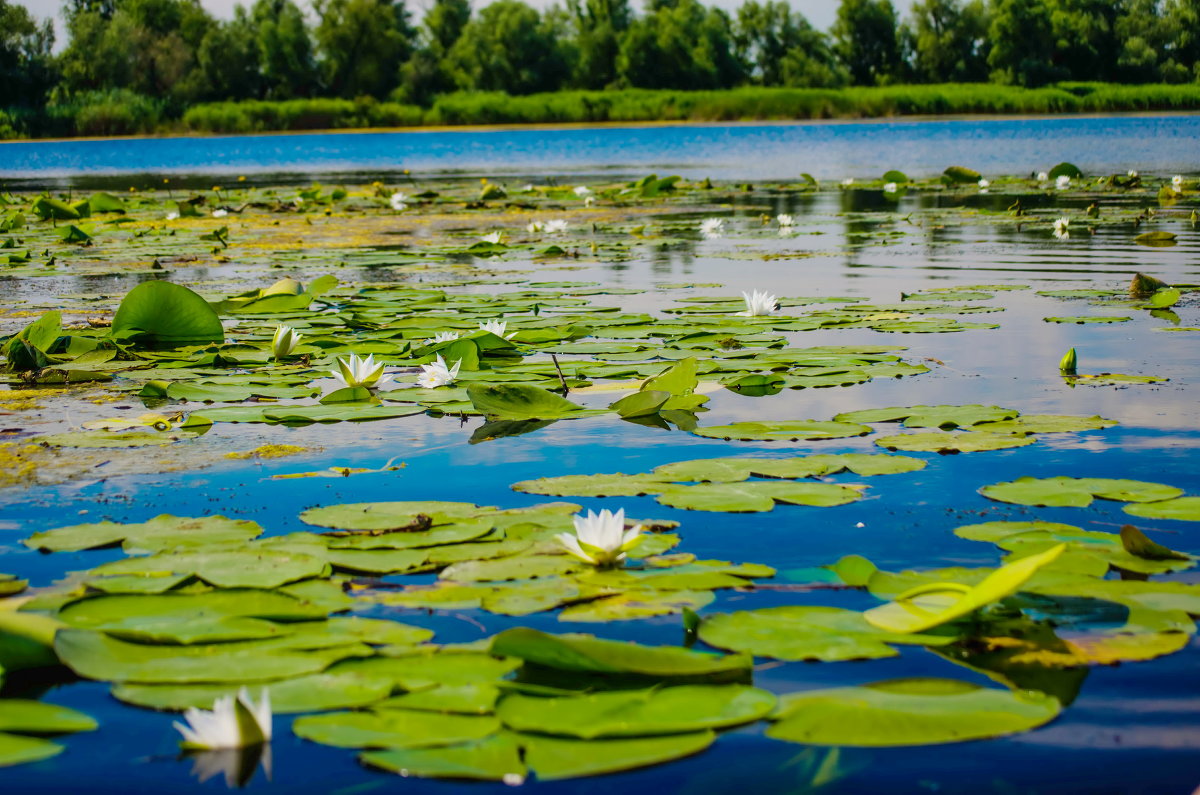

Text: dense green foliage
xmin=2 ymin=0 xmax=1200 ymax=137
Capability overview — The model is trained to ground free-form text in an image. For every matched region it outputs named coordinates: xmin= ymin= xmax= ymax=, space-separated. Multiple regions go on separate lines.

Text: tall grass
xmin=181 ymin=98 xmax=424 ymax=133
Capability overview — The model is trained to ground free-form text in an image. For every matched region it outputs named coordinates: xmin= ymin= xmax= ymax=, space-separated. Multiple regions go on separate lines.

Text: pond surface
xmin=2 ymin=114 xmax=1199 ymax=185
xmin=0 ymin=165 xmax=1198 ymax=793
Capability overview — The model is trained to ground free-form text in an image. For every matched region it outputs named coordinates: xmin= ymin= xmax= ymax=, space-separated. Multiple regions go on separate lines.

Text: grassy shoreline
xmin=5 ymin=83 xmax=1200 ymax=140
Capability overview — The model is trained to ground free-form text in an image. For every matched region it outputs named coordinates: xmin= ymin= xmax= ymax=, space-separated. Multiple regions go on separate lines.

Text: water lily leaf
xmin=467 ymin=384 xmax=598 ymax=421
xmin=942 ymin=166 xmax=981 ymax=184
xmin=25 ymin=514 xmax=263 ymax=553
xmin=1134 ymin=231 xmax=1177 ymax=247
xmin=557 ymin=589 xmax=714 ymax=622
xmin=835 ymin=404 xmax=1017 ymax=428
xmin=54 ymin=629 xmax=355 ymax=683
xmin=767 ymin=678 xmax=1060 ymax=746
xmin=441 ymin=555 xmax=582 ymax=583
xmin=481 ymin=579 xmax=587 ymax=616
xmin=0 ymin=732 xmax=62 ymax=767
xmin=1048 ymin=162 xmax=1082 ymax=179
xmin=973 ymin=415 xmax=1117 ymax=434
xmin=696 ymin=606 xmax=952 ymax=662
xmin=0 ymin=700 xmax=98 ymax=734
xmin=511 ymin=473 xmax=670 ymax=497
xmin=261 ymin=404 xmax=425 ymax=424
xmin=497 ymin=685 xmax=773 ymax=738
xmin=34 ymin=430 xmax=190 ymax=448
xmin=863 ymin=544 xmax=1066 ymax=633
xmin=655 ymin=481 xmax=862 ymax=512
xmin=329 ymin=653 xmax=521 ymax=691
xmin=520 ymin=731 xmax=714 ymax=780
xmin=361 ymin=734 xmax=524 ymax=781
xmin=1043 ymin=316 xmax=1131 ymax=324
xmin=981 ymin=477 xmax=1183 ymax=507
xmin=1124 ymin=497 xmax=1200 ymax=521
xmin=111 ymin=281 xmax=224 ymax=347
xmin=642 ymin=357 xmax=699 ymax=396
xmin=324 ymin=548 xmax=428 ymax=574
xmin=651 ymin=453 xmax=923 ymax=483
xmin=113 ymin=672 xmax=395 ymax=713
xmin=92 ymin=547 xmax=328 ymax=589
xmin=690 ymin=420 xmax=872 ymax=441
xmin=876 ymin=432 xmax=1035 ymax=453
xmin=299 ymin=501 xmax=483 ymax=531
xmin=378 ymin=684 xmax=500 ymax=714
xmin=491 ymin=628 xmax=750 ymax=680
xmin=610 ymin=390 xmax=670 ymax=417
xmin=293 ymin=709 xmax=500 ymax=749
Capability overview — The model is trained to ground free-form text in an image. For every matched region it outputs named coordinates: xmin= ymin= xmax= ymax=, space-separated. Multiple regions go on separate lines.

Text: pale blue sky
xmin=13 ymin=0 xmax=908 ymax=42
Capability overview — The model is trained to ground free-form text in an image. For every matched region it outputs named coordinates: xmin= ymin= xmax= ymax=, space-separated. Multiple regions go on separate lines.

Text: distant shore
xmin=5 ymin=83 xmax=1200 ymax=142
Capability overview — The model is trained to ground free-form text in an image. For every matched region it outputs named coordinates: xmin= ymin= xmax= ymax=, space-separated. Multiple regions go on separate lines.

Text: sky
xmin=12 ymin=0 xmax=913 ymax=46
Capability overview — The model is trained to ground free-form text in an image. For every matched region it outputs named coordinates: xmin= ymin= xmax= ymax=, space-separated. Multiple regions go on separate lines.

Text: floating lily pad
xmin=34 ymin=430 xmax=191 ymax=448
xmin=293 ymin=709 xmax=500 ymax=749
xmin=1124 ymin=497 xmax=1200 ymax=522
xmin=0 ymin=700 xmax=98 ymax=734
xmin=835 ymin=404 xmax=1018 ymax=429
xmin=981 ymin=477 xmax=1184 ymax=507
xmin=511 ymin=473 xmax=670 ymax=497
xmin=1043 ymin=316 xmax=1131 ymax=324
xmin=973 ymin=415 xmax=1117 ymax=434
xmin=24 ymin=514 xmax=264 ymax=553
xmin=767 ymin=678 xmax=1061 ymax=746
xmin=654 ymin=481 xmax=862 ymax=512
xmin=521 ymin=731 xmax=715 ymax=780
xmin=690 ymin=421 xmax=872 ymax=442
xmin=361 ymin=734 xmax=525 ymax=781
xmin=299 ymin=501 xmax=484 ymax=531
xmin=113 ymin=672 xmax=396 ymax=713
xmin=876 ymin=432 xmax=1035 ymax=453
xmin=557 ymin=589 xmax=714 ymax=622
xmin=0 ymin=732 xmax=63 ymax=768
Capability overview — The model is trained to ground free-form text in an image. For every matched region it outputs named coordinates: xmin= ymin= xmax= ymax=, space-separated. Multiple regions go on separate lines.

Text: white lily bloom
xmin=883 ymin=182 xmax=898 ymax=194
xmin=166 ymin=211 xmax=179 ymax=221
xmin=700 ymin=218 xmax=724 ymax=239
xmin=212 ymin=209 xmax=228 ymax=218
xmin=389 ymin=192 xmax=408 ymax=211
xmin=841 ymin=178 xmax=854 ymax=187
xmin=526 ymin=220 xmax=544 ymax=234
xmin=478 ymin=319 xmax=516 ymax=339
xmin=1037 ymin=171 xmax=1049 ymax=182
xmin=427 ymin=330 xmax=460 ymax=345
xmin=271 ymin=324 xmax=301 ymax=359
xmin=1172 ymin=175 xmax=1184 ymax=189
xmin=522 ymin=184 xmax=535 ymax=192
xmin=584 ymin=196 xmax=595 ymax=207
xmin=740 ymin=289 xmax=779 ymax=317
xmin=330 ymin=353 xmax=393 ymax=389
xmin=417 ymin=354 xmax=461 ymax=388
xmin=1127 ymin=170 xmax=1138 ymax=178
xmin=1055 ymin=175 xmax=1071 ymax=190
xmin=174 ymin=688 xmax=272 ymax=749
xmin=573 ymin=186 xmax=592 ymax=198
xmin=776 ymin=214 xmax=795 ymax=227
xmin=1053 ymin=217 xmax=1070 ymax=240
xmin=481 ymin=232 xmax=503 ymax=245
xmin=545 ymin=219 xmax=569 ymax=234
xmin=556 ymin=508 xmax=642 ymax=567
xmin=978 ymin=179 xmax=989 ymax=192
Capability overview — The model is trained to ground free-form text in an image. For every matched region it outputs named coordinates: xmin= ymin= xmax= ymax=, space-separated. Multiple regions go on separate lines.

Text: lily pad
xmin=654 ymin=481 xmax=862 ymax=512
xmin=0 ymin=700 xmax=98 ymax=734
xmin=521 ymin=731 xmax=715 ymax=780
xmin=293 ymin=709 xmax=500 ymax=749
xmin=361 ymin=734 xmax=525 ymax=781
xmin=835 ymin=404 xmax=1018 ymax=429
xmin=981 ymin=477 xmax=1184 ymax=507
xmin=0 ymin=733 xmax=63 ymax=767
xmin=1124 ymin=497 xmax=1200 ymax=522
xmin=690 ymin=421 xmax=872 ymax=442
xmin=113 ymin=672 xmax=395 ymax=713
xmin=876 ymin=432 xmax=1035 ymax=453
xmin=24 ymin=514 xmax=264 ymax=553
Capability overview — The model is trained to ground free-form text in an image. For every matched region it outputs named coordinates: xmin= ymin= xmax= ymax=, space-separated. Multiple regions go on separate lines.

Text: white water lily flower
xmin=1055 ymin=175 xmax=1071 ymax=190
xmin=739 ymin=289 xmax=779 ymax=317
xmin=841 ymin=178 xmax=854 ymax=187
xmin=389 ymin=192 xmax=408 ymax=211
xmin=478 ymin=319 xmax=516 ymax=339
xmin=584 ymin=196 xmax=595 ymax=207
xmin=1172 ymin=175 xmax=1184 ymax=189
xmin=427 ymin=330 xmax=460 ymax=345
xmin=556 ymin=508 xmax=642 ymax=567
xmin=978 ymin=179 xmax=989 ymax=192
xmin=700 ymin=218 xmax=724 ymax=239
xmin=174 ymin=688 xmax=272 ymax=750
xmin=330 ymin=353 xmax=393 ymax=389
xmin=522 ymin=184 xmax=535 ymax=192
xmin=212 ymin=208 xmax=228 ymax=218
xmin=1127 ymin=170 xmax=1138 ymax=178
xmin=480 ymin=231 xmax=503 ymax=245
xmin=1037 ymin=171 xmax=1049 ymax=182
xmin=573 ymin=186 xmax=592 ymax=198
xmin=545 ymin=219 xmax=569 ymax=234
xmin=165 ymin=211 xmax=179 ymax=221
xmin=271 ymin=324 xmax=301 ymax=359
xmin=526 ymin=220 xmax=544 ymax=234
xmin=1053 ymin=217 xmax=1070 ymax=240
xmin=882 ymin=182 xmax=898 ymax=194
xmin=417 ymin=354 xmax=461 ymax=388
xmin=776 ymin=214 xmax=795 ymax=227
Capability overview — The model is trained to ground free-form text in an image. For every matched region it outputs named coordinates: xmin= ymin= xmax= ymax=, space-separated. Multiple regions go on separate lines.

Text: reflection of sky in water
xmin=2 ymin=185 xmax=1199 ymax=792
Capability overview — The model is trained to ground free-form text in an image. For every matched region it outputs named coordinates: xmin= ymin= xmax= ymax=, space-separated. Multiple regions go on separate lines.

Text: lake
xmin=0 ymin=125 xmax=1198 ymax=793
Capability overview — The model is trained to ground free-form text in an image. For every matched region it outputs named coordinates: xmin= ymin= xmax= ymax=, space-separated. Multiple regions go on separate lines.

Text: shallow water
xmin=2 ymin=114 xmax=1199 ymax=186
xmin=1 ymin=173 xmax=1199 ymax=792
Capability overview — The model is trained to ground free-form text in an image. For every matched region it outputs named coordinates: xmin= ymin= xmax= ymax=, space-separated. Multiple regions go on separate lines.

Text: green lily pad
xmin=91 ymin=547 xmax=329 ymax=589
xmin=361 ymin=734 xmax=525 ymax=781
xmin=521 ymin=731 xmax=715 ymax=780
xmin=34 ymin=430 xmax=190 ymax=448
xmin=1123 ymin=497 xmax=1200 ymax=521
xmin=696 ymin=606 xmax=952 ymax=662
xmin=497 ymin=685 xmax=774 ymax=738
xmin=1044 ymin=316 xmax=1131 ymax=324
xmin=24 ymin=514 xmax=263 ymax=553
xmin=511 ymin=473 xmax=671 ymax=497
xmin=378 ymin=684 xmax=500 ymax=715
xmin=980 ymin=477 xmax=1184 ymax=507
xmin=0 ymin=700 xmax=98 ymax=734
xmin=467 ymin=383 xmax=599 ymax=421
xmin=690 ymin=421 xmax=872 ymax=442
xmin=654 ymin=481 xmax=862 ymax=512
xmin=834 ymin=404 xmax=1018 ymax=429
xmin=299 ymin=501 xmax=483 ymax=531
xmin=329 ymin=653 xmax=522 ymax=691
xmin=557 ymin=589 xmax=714 ymax=622
xmin=111 ymin=281 xmax=224 ymax=347
xmin=875 ymin=432 xmax=1035 ymax=453
xmin=767 ymin=678 xmax=1060 ymax=746
xmin=0 ymin=732 xmax=63 ymax=767
xmin=293 ymin=709 xmax=501 ymax=749
xmin=973 ymin=415 xmax=1117 ymax=434
xmin=113 ymin=672 xmax=396 ymax=713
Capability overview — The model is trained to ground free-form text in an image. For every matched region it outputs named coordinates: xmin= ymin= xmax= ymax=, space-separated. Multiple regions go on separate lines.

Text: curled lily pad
xmin=496 ymin=685 xmax=774 ymax=738
xmin=767 ymin=678 xmax=1060 ymax=746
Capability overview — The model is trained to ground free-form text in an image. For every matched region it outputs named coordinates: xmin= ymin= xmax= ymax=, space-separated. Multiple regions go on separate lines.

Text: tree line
xmin=2 ymin=0 xmax=1200 ymax=131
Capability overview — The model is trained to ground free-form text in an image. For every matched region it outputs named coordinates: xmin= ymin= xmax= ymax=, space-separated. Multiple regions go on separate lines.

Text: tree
xmin=903 ymin=0 xmax=989 ymax=82
xmin=1047 ymin=0 xmax=1123 ymax=81
xmin=617 ymin=0 xmax=742 ymax=89
xmin=734 ymin=0 xmax=843 ymax=86
xmin=567 ymin=0 xmax=631 ymax=88
xmin=832 ymin=0 xmax=902 ymax=85
xmin=315 ymin=0 xmax=415 ymax=98
xmin=252 ymin=0 xmax=318 ymax=98
xmin=445 ymin=0 xmax=567 ymax=94
xmin=396 ymin=0 xmax=469 ymax=104
xmin=987 ymin=0 xmax=1062 ymax=85
xmin=1160 ymin=0 xmax=1199 ymax=79
xmin=0 ymin=0 xmax=56 ymax=109
xmin=196 ymin=8 xmax=262 ymax=100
